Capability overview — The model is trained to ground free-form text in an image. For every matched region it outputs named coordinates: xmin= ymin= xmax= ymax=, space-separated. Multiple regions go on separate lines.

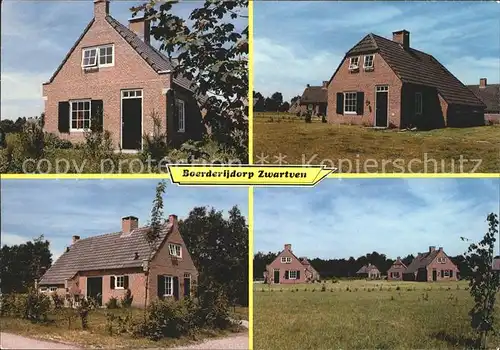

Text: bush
xmin=305 ymin=112 xmax=312 ymax=123
xmin=44 ymin=132 xmax=73 ymax=149
xmin=121 ymin=289 xmax=133 ymax=308
xmin=82 ymin=114 xmax=117 ymax=172
xmin=1 ymin=290 xmax=51 ymax=322
xmin=141 ymin=112 xmax=169 ymax=166
xmin=51 ymin=293 xmax=65 ymax=309
xmin=105 ymin=296 xmax=119 ymax=309
xmin=321 ymin=115 xmax=327 ymax=123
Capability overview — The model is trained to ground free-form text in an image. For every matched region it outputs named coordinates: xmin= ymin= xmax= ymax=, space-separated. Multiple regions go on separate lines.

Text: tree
xmin=0 ymin=235 xmax=52 ymax=293
xmin=462 ymin=213 xmax=500 ymax=349
xmin=253 ymin=91 xmax=265 ymax=112
xmin=133 ymin=0 xmax=248 ymax=162
xmin=179 ymin=205 xmax=248 ymax=306
xmin=143 ymin=180 xmax=167 ymax=312
xmin=279 ymin=101 xmax=290 ymax=112
xmin=271 ymin=92 xmax=283 ymax=108
xmin=290 ymin=95 xmax=301 ymax=105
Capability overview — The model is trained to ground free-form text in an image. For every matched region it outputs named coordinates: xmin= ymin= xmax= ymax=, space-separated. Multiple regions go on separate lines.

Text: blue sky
xmin=0 ymin=179 xmax=248 ymax=261
xmin=254 ymin=1 xmax=500 ymax=102
xmin=0 ymin=0 xmax=247 ymax=120
xmin=254 ymin=178 xmax=500 ymax=260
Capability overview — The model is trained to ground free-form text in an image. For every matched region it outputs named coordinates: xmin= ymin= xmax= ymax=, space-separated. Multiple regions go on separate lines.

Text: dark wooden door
xmin=86 ymin=277 xmax=103 ymax=306
xmin=375 ymin=91 xmax=388 ymax=127
xmin=122 ymin=98 xmax=142 ymax=150
xmin=183 ymin=277 xmax=191 ymax=297
xmin=432 ymin=270 xmax=437 ymax=281
xmin=273 ymin=270 xmax=280 ymax=284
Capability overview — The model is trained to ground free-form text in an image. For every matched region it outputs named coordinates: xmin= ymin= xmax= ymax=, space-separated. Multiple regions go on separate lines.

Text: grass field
xmin=254 ymin=280 xmax=500 ymax=349
xmin=253 ymin=112 xmax=500 ymax=173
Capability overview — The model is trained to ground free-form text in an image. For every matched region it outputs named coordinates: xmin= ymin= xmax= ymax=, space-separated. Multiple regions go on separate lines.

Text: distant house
xmin=387 ymin=257 xmax=407 ymax=281
xmin=264 ymin=244 xmax=320 ymax=284
xmin=300 ymin=82 xmax=328 ymax=117
xmin=402 ymin=246 xmax=459 ymax=282
xmin=327 ymin=30 xmax=485 ymax=129
xmin=288 ymin=98 xmax=306 ymax=116
xmin=39 ymin=215 xmax=198 ymax=307
xmin=356 ymin=263 xmax=381 ymax=279
xmin=467 ymin=78 xmax=500 ymax=123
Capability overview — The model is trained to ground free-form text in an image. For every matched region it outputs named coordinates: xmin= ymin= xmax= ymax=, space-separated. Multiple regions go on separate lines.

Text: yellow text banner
xmin=168 ymin=165 xmax=335 ymax=186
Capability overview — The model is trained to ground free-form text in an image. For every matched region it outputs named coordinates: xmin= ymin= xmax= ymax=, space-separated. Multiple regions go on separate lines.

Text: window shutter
xmin=297 ymin=270 xmax=300 ymax=280
xmin=440 ymin=270 xmax=444 ymax=278
xmin=285 ymin=271 xmax=289 ymax=280
xmin=173 ymin=276 xmax=179 ymax=300
xmin=58 ymin=101 xmax=70 ymax=133
xmin=91 ymin=100 xmax=104 ymax=132
xmin=450 ymin=270 xmax=453 ymax=278
xmin=166 ymin=89 xmax=177 ymax=131
xmin=124 ymin=276 xmax=129 ymax=289
xmin=336 ymin=93 xmax=343 ymax=114
xmin=110 ymin=276 xmax=115 ymax=290
xmin=356 ymin=92 xmax=364 ymax=115
xmin=157 ymin=275 xmax=165 ymax=299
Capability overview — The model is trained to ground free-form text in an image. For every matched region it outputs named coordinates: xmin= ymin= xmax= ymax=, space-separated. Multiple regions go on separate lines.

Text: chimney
xmin=284 ymin=244 xmax=291 ymax=251
xmin=429 ymin=246 xmax=436 ymax=253
xmin=72 ymin=235 xmax=80 ymax=244
xmin=322 ymin=81 xmax=328 ymax=89
xmin=306 ymin=84 xmax=310 ymax=88
xmin=438 ymin=247 xmax=443 ymax=252
xmin=397 ymin=256 xmax=401 ymax=260
xmin=122 ymin=216 xmax=139 ymax=234
xmin=129 ymin=15 xmax=151 ymax=44
xmin=479 ymin=78 xmax=487 ymax=88
xmin=93 ymin=0 xmax=110 ymax=19
xmin=392 ymin=30 xmax=410 ymax=50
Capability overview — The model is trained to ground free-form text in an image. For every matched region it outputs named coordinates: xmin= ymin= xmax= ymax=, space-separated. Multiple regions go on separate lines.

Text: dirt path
xmin=171 ymin=333 xmax=248 ymax=349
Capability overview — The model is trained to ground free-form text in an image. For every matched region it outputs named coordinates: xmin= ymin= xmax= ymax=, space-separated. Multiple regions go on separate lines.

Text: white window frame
xmin=363 ymin=55 xmax=374 ymax=70
xmin=415 ymin=92 xmax=423 ymax=115
xmin=348 ymin=56 xmax=360 ymax=71
xmin=343 ymin=92 xmax=357 ymax=114
xmin=176 ymin=99 xmax=185 ymax=132
xmin=281 ymin=257 xmax=291 ymax=264
xmin=164 ymin=275 xmax=173 ymax=297
xmin=115 ymin=275 xmax=125 ymax=289
xmin=169 ymin=243 xmax=182 ymax=258
xmin=70 ymin=99 xmax=92 ymax=132
xmin=289 ymin=270 xmax=297 ymax=279
xmin=40 ymin=287 xmax=48 ymax=293
xmin=49 ymin=287 xmax=58 ymax=292
xmin=82 ymin=44 xmax=115 ymax=69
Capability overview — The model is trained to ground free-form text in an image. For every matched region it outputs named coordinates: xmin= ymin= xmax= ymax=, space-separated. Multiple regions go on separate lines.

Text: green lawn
xmin=254 ymin=280 xmax=500 ymax=349
xmin=253 ymin=112 xmax=500 ymax=173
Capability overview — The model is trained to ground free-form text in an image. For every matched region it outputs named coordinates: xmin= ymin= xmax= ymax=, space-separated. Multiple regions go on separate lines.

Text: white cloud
xmin=0 ymin=232 xmax=29 ymax=246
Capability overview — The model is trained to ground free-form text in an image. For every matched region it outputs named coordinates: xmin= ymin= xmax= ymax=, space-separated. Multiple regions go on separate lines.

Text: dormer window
xmin=281 ymin=257 xmax=291 ymax=264
xmin=169 ymin=243 xmax=182 ymax=258
xmin=363 ymin=55 xmax=374 ymax=70
xmin=437 ymin=257 xmax=447 ymax=263
xmin=82 ymin=45 xmax=114 ymax=68
xmin=348 ymin=57 xmax=360 ymax=71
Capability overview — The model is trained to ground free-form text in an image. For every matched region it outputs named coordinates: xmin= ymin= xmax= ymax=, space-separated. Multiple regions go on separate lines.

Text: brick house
xmin=38 ymin=214 xmax=198 ymax=307
xmin=42 ymin=0 xmax=205 ymax=151
xmin=402 ymin=246 xmax=459 ymax=282
xmin=467 ymin=78 xmax=500 ymax=124
xmin=356 ymin=263 xmax=381 ymax=279
xmin=387 ymin=257 xmax=407 ymax=281
xmin=264 ymin=244 xmax=320 ymax=284
xmin=327 ymin=30 xmax=485 ymax=129
xmin=299 ymin=82 xmax=328 ymax=117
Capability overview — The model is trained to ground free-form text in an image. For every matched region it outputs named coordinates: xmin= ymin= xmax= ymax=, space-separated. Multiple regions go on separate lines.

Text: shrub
xmin=321 ymin=285 xmax=326 ymax=292
xmin=396 ymin=286 xmax=401 ymax=291
xmin=321 ymin=115 xmax=327 ymax=123
xmin=305 ymin=112 xmax=312 ymax=123
xmin=82 ymin=114 xmax=117 ymax=173
xmin=141 ymin=111 xmax=169 ymax=166
xmin=121 ymin=289 xmax=133 ymax=308
xmin=4 ymin=289 xmax=52 ymax=322
xmin=76 ymin=297 xmax=98 ymax=329
xmin=106 ymin=297 xmax=119 ymax=309
xmin=51 ymin=293 xmax=65 ymax=309
xmin=44 ymin=133 xmax=72 ymax=149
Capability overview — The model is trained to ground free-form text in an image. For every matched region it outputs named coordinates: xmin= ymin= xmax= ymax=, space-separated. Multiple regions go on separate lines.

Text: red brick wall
xmin=328 ymin=53 xmax=402 ymax=127
xmin=267 ymin=248 xmax=307 ymax=284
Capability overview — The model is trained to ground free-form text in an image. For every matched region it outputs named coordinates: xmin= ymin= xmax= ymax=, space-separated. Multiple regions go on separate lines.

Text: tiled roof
xmin=404 ymin=251 xmax=439 ymax=274
xmin=466 ymin=84 xmax=500 ymax=113
xmin=39 ymin=223 xmax=173 ymax=285
xmin=387 ymin=257 xmax=407 ymax=272
xmin=346 ymin=33 xmax=485 ymax=107
xmin=300 ymin=86 xmax=327 ymax=104
xmin=356 ymin=264 xmax=380 ymax=274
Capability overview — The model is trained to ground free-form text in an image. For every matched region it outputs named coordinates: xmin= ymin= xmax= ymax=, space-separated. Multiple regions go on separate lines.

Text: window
xmin=70 ymin=100 xmax=91 ymax=130
xmin=99 ymin=45 xmax=114 ymax=66
xmin=343 ymin=92 xmax=357 ymax=114
xmin=348 ymin=56 xmax=360 ymax=70
xmin=40 ymin=287 xmax=48 ymax=292
xmin=49 ymin=287 xmax=57 ymax=292
xmin=82 ymin=45 xmax=114 ymax=68
xmin=82 ymin=48 xmax=98 ymax=67
xmin=115 ymin=276 xmax=125 ymax=289
xmin=363 ymin=55 xmax=374 ymax=70
xmin=122 ymin=90 xmax=142 ymax=99
xmin=444 ymin=270 xmax=450 ymax=277
xmin=289 ymin=270 xmax=297 ymax=279
xmin=175 ymin=99 xmax=185 ymax=132
xmin=164 ymin=276 xmax=173 ymax=296
xmin=281 ymin=257 xmax=291 ymax=264
xmin=415 ymin=92 xmax=423 ymax=115
xmin=437 ymin=257 xmax=447 ymax=263
xmin=393 ymin=272 xmax=400 ymax=278
xmin=169 ymin=244 xmax=182 ymax=258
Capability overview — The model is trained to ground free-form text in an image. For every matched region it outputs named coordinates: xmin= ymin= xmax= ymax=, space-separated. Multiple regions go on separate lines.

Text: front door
xmin=121 ymin=90 xmax=143 ymax=150
xmin=273 ymin=269 xmax=280 ymax=284
xmin=183 ymin=274 xmax=191 ymax=297
xmin=432 ymin=269 xmax=437 ymax=281
xmin=86 ymin=277 xmax=103 ymax=306
xmin=375 ymin=86 xmax=388 ymax=127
